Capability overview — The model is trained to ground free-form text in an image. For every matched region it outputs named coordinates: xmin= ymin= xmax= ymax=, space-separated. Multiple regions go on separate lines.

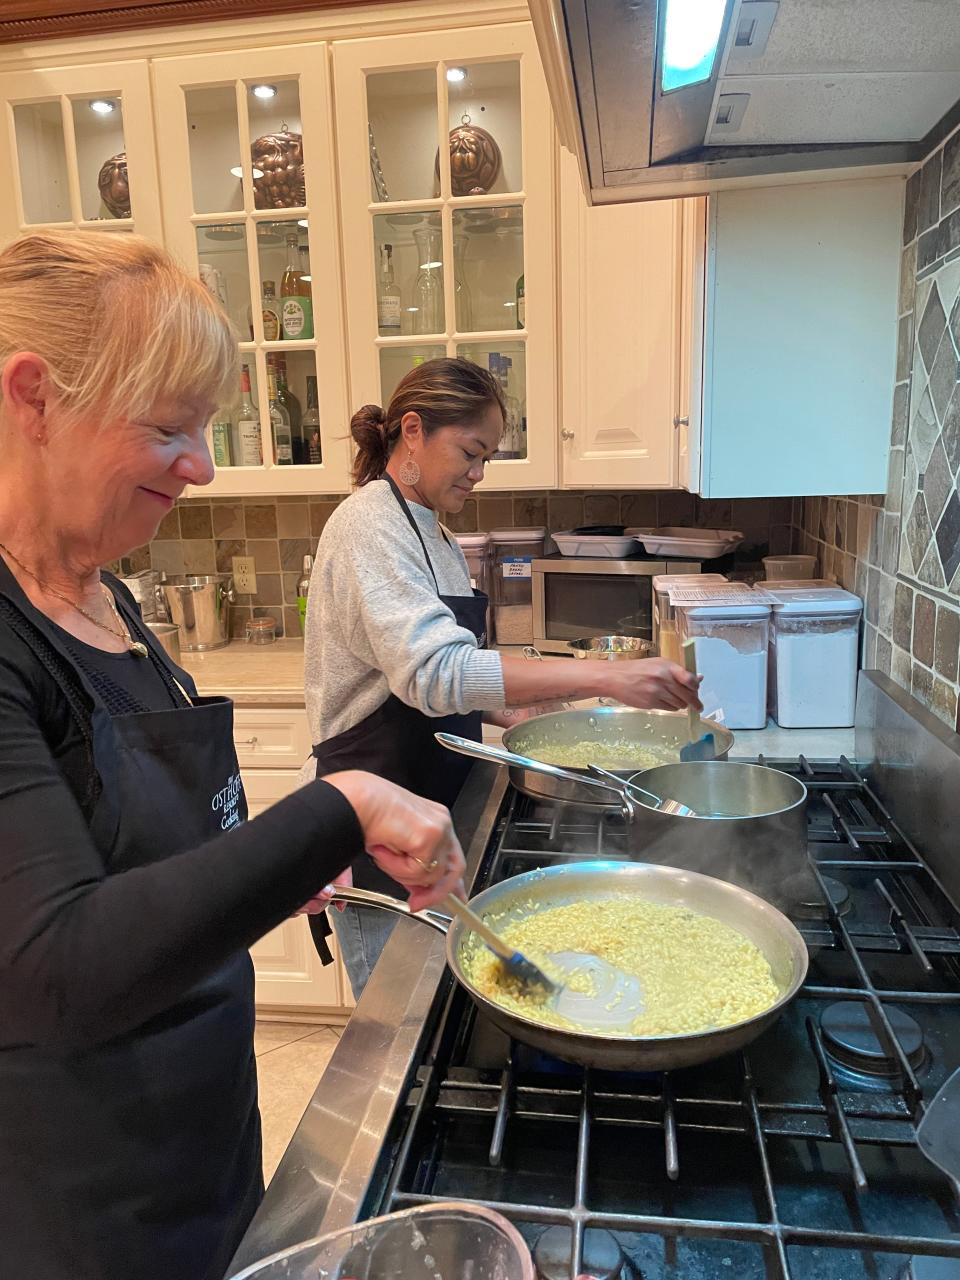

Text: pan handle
xmin=327 ymin=885 xmax=451 ymax=935
xmin=435 ymin=732 xmax=632 ymax=814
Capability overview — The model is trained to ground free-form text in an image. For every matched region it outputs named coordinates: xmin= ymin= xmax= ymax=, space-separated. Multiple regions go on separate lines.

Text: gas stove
xmin=231 ymin=674 xmax=960 ymax=1280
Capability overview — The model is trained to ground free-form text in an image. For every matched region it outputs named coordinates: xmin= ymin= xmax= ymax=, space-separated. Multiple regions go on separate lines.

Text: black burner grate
xmin=373 ymin=757 xmax=960 ymax=1279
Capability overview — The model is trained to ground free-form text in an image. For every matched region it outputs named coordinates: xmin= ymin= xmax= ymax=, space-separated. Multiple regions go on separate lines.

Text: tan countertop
xmin=180 ymin=638 xmax=306 ymax=706
xmin=182 ymin=639 xmax=857 ymax=760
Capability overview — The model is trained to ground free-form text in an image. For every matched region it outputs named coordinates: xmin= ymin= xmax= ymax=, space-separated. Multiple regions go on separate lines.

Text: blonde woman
xmin=304 ymin=357 xmax=701 ymax=996
xmin=0 ymin=231 xmax=465 ymax=1280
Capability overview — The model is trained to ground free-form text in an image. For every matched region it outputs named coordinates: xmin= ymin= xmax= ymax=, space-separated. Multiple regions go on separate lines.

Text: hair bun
xmin=350 ymin=403 xmax=390 ymax=484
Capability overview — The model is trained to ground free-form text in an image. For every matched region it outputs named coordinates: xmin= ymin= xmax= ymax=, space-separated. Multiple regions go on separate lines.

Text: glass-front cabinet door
xmin=0 ymin=61 xmax=162 ymax=244
xmin=334 ymin=24 xmax=557 ymax=490
xmin=152 ymin=46 xmax=351 ymax=495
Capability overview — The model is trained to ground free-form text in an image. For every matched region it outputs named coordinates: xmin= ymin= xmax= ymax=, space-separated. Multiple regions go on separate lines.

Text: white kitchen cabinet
xmin=0 ymin=60 xmax=162 ymax=244
xmin=152 ymin=45 xmax=353 ymax=497
xmin=241 ymin=723 xmax=353 ymax=1015
xmin=693 ymin=177 xmax=903 ymax=498
xmin=558 ymin=147 xmax=685 ymax=488
xmin=334 ymin=22 xmax=558 ymax=490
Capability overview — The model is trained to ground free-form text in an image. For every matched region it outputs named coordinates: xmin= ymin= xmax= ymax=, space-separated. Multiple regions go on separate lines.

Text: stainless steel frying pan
xmin=331 ymin=860 xmax=808 ymax=1072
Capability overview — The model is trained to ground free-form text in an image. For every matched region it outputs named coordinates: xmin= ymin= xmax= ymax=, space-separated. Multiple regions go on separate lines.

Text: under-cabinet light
xmin=661 ymin=0 xmax=727 ymax=94
xmin=89 ymin=99 xmax=116 ymax=115
xmin=446 ymin=67 xmax=468 ymax=83
xmin=252 ymin=84 xmax=278 ymax=99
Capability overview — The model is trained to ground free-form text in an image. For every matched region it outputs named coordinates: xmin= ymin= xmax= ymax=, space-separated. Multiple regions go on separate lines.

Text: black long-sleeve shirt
xmin=0 ymin=597 xmax=363 ymax=1054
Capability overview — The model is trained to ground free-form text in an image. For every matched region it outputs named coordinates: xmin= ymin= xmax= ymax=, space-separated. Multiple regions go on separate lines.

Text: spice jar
xmin=245 ymin=617 xmax=277 ymax=645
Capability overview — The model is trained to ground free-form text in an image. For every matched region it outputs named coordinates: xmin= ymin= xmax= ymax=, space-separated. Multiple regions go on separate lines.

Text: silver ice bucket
xmin=158 ymin=574 xmax=234 ymax=651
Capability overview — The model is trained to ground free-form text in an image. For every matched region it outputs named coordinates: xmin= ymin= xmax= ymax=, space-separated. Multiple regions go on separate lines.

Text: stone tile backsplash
xmin=123 ymin=490 xmax=795 ymax=638
xmin=794 ymin=121 xmax=960 ymax=732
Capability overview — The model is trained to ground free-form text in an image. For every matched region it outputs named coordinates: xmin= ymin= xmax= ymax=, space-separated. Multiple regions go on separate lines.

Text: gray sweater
xmin=303 ymin=479 xmax=506 ymax=751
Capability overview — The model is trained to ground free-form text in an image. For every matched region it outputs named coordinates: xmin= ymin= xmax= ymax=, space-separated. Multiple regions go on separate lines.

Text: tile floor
xmin=254 ymin=1020 xmax=344 ymax=1183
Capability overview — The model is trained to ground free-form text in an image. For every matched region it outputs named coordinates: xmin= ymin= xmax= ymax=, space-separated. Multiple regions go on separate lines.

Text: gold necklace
xmin=0 ymin=541 xmax=149 ymax=658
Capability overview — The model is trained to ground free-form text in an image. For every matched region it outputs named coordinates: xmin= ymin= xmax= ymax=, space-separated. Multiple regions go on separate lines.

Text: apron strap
xmin=383 ymin=473 xmax=442 ymax=594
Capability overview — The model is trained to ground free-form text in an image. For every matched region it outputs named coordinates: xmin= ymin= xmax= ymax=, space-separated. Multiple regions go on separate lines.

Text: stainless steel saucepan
xmin=499 ymin=706 xmax=734 ymax=806
xmin=437 ymin=735 xmax=812 ymax=912
xmin=331 ymin=861 xmax=808 ymax=1071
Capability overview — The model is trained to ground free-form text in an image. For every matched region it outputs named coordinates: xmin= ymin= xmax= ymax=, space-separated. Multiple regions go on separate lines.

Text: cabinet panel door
xmin=233 ymin=707 xmax=311 ymax=770
xmin=0 ymin=60 xmax=161 ymax=244
xmin=334 ymin=22 xmax=557 ymax=490
xmin=700 ymin=178 xmax=901 ymax=497
xmin=559 ymin=148 xmax=682 ymax=489
xmin=152 ymin=44 xmax=352 ymax=496
xmin=244 ymin=768 xmax=346 ymax=1010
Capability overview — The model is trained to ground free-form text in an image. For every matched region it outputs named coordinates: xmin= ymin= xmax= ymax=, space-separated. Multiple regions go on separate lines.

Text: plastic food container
xmin=552 ymin=531 xmax=639 ymax=558
xmin=227 ymin=1202 xmax=535 ymax=1280
xmin=677 ymin=600 xmax=772 ymax=729
xmin=490 ymin=527 xmax=546 ymax=646
xmin=628 ymin=527 xmax=743 ymax=559
xmin=652 ymin=573 xmax=727 ymax=663
xmin=767 ymin=586 xmax=863 ymax=728
xmin=455 ymin=532 xmax=492 ymax=641
xmin=763 ymin=554 xmax=818 ymax=580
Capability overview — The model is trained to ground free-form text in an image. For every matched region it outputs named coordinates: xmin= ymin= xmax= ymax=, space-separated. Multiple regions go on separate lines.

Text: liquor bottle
xmin=302 ymin=375 xmax=322 ymax=465
xmin=504 ymin=356 xmax=526 ymax=457
xmin=268 ymin=369 xmax=293 ymax=465
xmin=377 ymin=243 xmax=401 ymax=334
xmin=261 ymin=280 xmax=281 ymax=341
xmin=272 ymin=355 xmax=303 ymax=462
xmin=516 ymin=273 xmax=525 ymax=329
xmin=211 ymin=412 xmax=233 ymax=467
xmin=281 ymin=231 xmax=314 ymax=340
xmin=297 ymin=553 xmax=314 ymax=635
xmin=237 ymin=365 xmax=263 ymax=466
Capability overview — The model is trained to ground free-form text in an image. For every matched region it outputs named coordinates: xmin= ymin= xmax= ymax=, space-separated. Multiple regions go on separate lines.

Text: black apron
xmin=0 ymin=565 xmax=260 ymax=1280
xmin=309 ymin=476 xmax=487 ymax=959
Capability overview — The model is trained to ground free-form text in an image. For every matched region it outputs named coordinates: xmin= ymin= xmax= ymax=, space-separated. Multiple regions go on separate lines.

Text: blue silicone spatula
xmin=679 ymin=639 xmax=717 ymax=763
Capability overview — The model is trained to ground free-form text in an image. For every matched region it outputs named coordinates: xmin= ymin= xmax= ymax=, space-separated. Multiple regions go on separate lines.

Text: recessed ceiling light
xmin=252 ymin=84 xmax=278 ymax=99
xmin=230 ymin=165 xmax=264 ymax=179
xmin=446 ymin=67 xmax=468 ymax=83
xmin=89 ymin=99 xmax=116 ymax=115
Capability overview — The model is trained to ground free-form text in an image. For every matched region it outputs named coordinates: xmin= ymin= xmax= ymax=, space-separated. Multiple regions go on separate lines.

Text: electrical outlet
xmin=232 ymin=556 xmax=257 ymax=595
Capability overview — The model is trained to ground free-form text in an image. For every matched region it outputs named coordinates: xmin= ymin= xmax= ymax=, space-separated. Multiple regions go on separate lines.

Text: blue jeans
xmin=330 ymin=905 xmax=398 ymax=1001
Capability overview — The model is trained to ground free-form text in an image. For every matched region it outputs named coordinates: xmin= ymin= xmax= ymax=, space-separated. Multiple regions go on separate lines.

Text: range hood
xmin=529 ymin=0 xmax=960 ymax=202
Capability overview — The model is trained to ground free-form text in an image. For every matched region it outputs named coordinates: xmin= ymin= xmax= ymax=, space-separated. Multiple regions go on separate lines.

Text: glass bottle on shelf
xmin=237 ymin=365 xmax=263 ymax=466
xmin=454 ymin=237 xmax=473 ymax=331
xmin=516 ymin=273 xmax=525 ymax=329
xmin=262 ymin=280 xmax=281 ymax=341
xmin=271 ymin=355 xmax=303 ymax=462
xmin=281 ymin=231 xmax=314 ymax=340
xmin=504 ymin=356 xmax=526 ymax=456
xmin=377 ymin=243 xmax=402 ymax=334
xmin=268 ymin=369 xmax=293 ymax=465
xmin=211 ymin=412 xmax=233 ymax=467
xmin=303 ymin=375 xmax=322 ymax=464
xmin=412 ymin=224 xmax=443 ymax=335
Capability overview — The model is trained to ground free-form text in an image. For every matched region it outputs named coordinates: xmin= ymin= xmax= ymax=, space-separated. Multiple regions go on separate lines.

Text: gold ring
xmin=411 ymin=854 xmax=440 ymax=872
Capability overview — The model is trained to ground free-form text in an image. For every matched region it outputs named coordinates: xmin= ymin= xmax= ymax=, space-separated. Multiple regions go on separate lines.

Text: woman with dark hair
xmin=304 ymin=357 xmax=700 ymax=995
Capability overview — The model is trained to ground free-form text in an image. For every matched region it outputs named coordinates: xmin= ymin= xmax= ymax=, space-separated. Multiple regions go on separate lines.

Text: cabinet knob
xmin=560 ymin=429 xmax=575 ymax=440
xmin=673 ymin=415 xmax=689 ymax=428
xmin=238 ymin=735 xmax=259 ymax=746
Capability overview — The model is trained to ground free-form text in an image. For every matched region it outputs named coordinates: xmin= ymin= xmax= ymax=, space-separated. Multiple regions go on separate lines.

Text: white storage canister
xmin=651 ymin=573 xmax=727 ymax=663
xmin=677 ymin=600 xmax=771 ymax=730
xmin=455 ymin=532 xmax=492 ymax=644
xmin=768 ymin=586 xmax=863 ymax=728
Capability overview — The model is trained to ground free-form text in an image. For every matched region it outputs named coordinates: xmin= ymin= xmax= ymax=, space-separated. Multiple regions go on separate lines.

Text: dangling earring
xmin=397 ymin=448 xmax=421 ymax=486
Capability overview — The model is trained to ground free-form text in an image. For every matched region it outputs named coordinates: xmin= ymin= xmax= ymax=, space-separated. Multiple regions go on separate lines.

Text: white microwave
xmin=531 ymin=555 xmax=703 ymax=655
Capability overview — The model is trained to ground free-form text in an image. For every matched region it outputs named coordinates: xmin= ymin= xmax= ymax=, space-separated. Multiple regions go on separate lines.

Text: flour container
xmin=651 ymin=572 xmax=727 ymax=662
xmin=490 ymin=527 xmax=545 ymax=646
xmin=677 ymin=600 xmax=771 ymax=730
xmin=767 ymin=585 xmax=862 ymax=727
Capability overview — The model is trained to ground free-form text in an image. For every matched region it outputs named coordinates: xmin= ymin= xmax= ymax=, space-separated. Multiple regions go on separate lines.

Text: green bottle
xmin=516 ymin=273 xmax=525 ymax=329
xmin=211 ymin=414 xmax=233 ymax=467
xmin=297 ymin=553 xmax=313 ymax=634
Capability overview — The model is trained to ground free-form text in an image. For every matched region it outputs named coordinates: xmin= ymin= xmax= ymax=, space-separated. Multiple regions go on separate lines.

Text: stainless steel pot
xmin=331 ymin=861 xmax=809 ymax=1071
xmin=623 ymin=761 xmax=811 ymax=913
xmin=146 ymin=621 xmax=181 ymax=663
xmin=566 ymin=635 xmax=654 ymax=660
xmin=498 ymin=705 xmax=734 ymax=805
xmin=159 ymin=574 xmax=235 ymax=651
